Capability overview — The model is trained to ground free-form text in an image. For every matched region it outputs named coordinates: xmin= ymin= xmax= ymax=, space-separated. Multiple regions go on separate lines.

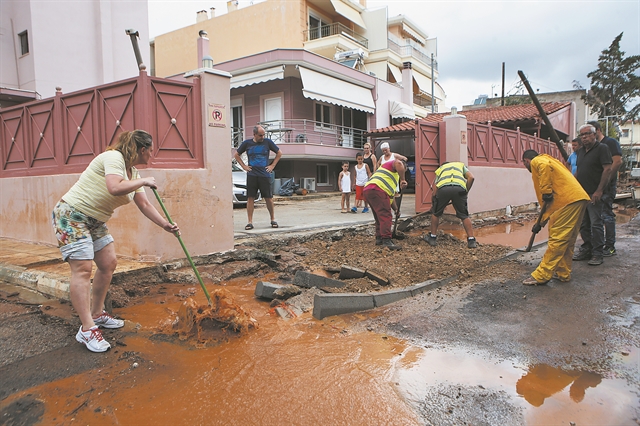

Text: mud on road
xmin=1 ymin=212 xmax=639 ymax=425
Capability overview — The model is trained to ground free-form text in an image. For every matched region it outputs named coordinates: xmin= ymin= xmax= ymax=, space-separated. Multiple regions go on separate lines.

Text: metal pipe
xmin=125 ymin=29 xmax=143 ymax=68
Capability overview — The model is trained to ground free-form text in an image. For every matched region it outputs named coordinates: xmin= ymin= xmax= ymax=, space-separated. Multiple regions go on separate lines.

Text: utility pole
xmin=431 ymin=53 xmax=435 ymax=113
xmin=501 ymin=62 xmax=505 ymax=106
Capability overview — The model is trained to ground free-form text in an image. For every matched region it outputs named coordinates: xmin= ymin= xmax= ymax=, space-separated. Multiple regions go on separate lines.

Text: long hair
xmin=107 ymin=130 xmax=152 ymax=167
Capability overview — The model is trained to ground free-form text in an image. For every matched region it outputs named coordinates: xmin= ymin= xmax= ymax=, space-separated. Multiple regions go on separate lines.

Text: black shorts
xmin=247 ymin=175 xmax=272 ymax=199
xmin=431 ymin=185 xmax=469 ymax=219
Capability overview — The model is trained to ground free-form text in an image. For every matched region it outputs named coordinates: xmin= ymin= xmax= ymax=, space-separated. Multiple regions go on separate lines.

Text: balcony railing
xmin=388 ymin=38 xmax=438 ymax=70
xmin=234 ymin=119 xmax=368 ymax=149
xmin=304 ymin=22 xmax=368 ymax=50
xmin=414 ymin=94 xmax=438 ymax=111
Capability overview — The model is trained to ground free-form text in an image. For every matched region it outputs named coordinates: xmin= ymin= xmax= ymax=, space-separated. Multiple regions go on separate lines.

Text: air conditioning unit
xmin=300 ymin=177 xmax=316 ymax=192
xmin=334 ymin=48 xmax=365 ymax=61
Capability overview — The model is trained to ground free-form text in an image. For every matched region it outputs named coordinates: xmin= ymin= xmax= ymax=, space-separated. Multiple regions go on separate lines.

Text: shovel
xmin=518 ymin=201 xmax=548 ymax=253
xmin=152 ymin=189 xmax=213 ymax=306
xmin=392 ymin=189 xmax=404 ymax=238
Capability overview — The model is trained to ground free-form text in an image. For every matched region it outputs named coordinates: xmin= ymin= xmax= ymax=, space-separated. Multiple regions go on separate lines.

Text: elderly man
xmin=521 ymin=150 xmax=590 ymax=285
xmin=587 ymin=121 xmax=623 ymax=257
xmin=572 ymin=124 xmax=613 ymax=266
xmin=234 ymin=125 xmax=282 ymax=230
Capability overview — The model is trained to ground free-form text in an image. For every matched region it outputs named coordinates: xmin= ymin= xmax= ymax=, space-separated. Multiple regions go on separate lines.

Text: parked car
xmin=232 ymin=162 xmax=261 ymax=206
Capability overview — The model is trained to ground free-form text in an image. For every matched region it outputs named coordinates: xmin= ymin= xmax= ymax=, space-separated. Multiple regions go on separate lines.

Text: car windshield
xmin=232 ymin=162 xmax=244 ymax=172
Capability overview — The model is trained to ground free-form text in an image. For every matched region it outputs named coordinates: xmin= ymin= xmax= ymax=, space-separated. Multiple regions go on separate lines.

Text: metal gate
xmin=415 ymin=121 xmax=443 ymax=213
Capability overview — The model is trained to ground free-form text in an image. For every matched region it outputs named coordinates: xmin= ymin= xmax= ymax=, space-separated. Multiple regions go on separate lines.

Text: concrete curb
xmin=310 ymin=242 xmax=548 ymax=320
xmin=0 ymin=264 xmax=70 ymax=300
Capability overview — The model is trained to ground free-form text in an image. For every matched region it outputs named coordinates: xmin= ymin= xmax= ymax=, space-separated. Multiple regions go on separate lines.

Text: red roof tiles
xmin=367 ymin=102 xmax=571 ymax=135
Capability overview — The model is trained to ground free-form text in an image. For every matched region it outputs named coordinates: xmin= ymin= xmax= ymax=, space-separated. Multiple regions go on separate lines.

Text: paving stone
xmin=312 ymin=293 xmax=375 ymax=319
xmin=275 ymin=305 xmax=303 ymax=320
xmin=254 ymin=281 xmax=283 ymax=299
xmin=294 ymin=271 xmax=345 ymax=289
xmin=406 ymin=279 xmax=441 ymax=297
xmin=339 ymin=265 xmax=365 ymax=280
xmin=365 ymin=270 xmax=390 ymax=286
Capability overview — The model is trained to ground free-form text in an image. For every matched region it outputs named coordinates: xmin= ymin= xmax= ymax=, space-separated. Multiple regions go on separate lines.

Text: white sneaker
xmin=93 ymin=311 xmax=124 ymax=329
xmin=76 ymin=326 xmax=111 ymax=352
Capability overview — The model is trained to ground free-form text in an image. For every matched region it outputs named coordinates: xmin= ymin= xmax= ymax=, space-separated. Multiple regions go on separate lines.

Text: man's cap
xmin=380 ymin=142 xmax=390 ymax=150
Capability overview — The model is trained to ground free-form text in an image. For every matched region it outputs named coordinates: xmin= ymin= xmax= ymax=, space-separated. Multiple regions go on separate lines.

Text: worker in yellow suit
xmin=521 ymin=150 xmax=590 ymax=285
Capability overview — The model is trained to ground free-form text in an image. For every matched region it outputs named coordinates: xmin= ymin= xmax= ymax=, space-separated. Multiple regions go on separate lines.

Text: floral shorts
xmin=52 ymin=200 xmax=113 ymax=261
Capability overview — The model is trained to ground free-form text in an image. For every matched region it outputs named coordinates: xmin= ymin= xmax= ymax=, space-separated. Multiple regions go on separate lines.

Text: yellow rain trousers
xmin=531 ymin=200 xmax=588 ymax=283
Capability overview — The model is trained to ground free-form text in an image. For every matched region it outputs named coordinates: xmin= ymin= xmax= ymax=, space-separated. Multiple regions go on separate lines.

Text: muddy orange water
xmin=442 ymin=218 xmax=549 ymax=248
xmin=4 ymin=277 xmax=638 ymax=424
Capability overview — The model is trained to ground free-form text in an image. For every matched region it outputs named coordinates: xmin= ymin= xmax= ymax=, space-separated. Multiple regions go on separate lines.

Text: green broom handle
xmin=152 ymin=188 xmax=212 ymax=306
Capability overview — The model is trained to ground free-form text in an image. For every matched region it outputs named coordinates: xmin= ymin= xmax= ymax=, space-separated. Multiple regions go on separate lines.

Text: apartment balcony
xmin=303 ymin=23 xmax=369 ymax=60
xmin=388 ymin=37 xmax=437 ymax=71
xmin=233 ymin=119 xmax=368 ymax=160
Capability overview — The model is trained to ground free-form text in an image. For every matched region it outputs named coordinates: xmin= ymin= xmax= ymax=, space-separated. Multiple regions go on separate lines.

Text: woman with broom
xmin=52 ymin=130 xmax=179 ymax=352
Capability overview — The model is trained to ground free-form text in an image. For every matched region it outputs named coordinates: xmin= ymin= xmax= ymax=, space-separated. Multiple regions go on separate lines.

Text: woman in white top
xmin=52 ymin=130 xmax=179 ymax=352
xmin=377 ymin=142 xmax=407 ymax=168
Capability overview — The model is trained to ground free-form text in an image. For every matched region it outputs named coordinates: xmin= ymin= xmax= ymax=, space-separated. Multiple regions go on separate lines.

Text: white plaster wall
xmin=374 ymin=78 xmax=403 ymax=129
xmin=15 ymin=0 xmax=150 ymax=98
xmin=0 ymin=0 xmax=34 ymax=90
xmin=467 ymin=166 xmax=537 ymax=214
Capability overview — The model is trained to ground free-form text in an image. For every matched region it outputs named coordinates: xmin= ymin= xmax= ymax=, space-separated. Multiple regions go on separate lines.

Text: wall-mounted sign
xmin=208 ymin=103 xmax=226 ymax=128
xmin=461 ymin=130 xmax=467 ymax=144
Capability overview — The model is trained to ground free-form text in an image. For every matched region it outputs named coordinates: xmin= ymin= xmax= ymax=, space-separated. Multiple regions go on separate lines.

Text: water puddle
xmin=392 ymin=346 xmax=638 ymax=424
xmin=441 ymin=219 xmax=549 ymax=249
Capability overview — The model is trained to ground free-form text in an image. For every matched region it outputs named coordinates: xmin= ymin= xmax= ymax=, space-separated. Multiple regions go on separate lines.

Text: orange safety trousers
xmin=531 ymin=200 xmax=588 ymax=283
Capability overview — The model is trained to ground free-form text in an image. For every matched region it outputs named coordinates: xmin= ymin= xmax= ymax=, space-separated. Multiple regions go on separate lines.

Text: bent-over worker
xmin=363 ymin=159 xmax=407 ymax=250
xmin=521 ymin=149 xmax=589 ymax=285
xmin=423 ymin=162 xmax=477 ymax=248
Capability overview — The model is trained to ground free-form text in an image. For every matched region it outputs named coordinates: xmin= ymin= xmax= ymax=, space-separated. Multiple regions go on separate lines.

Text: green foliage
xmin=582 ymin=33 xmax=640 ymax=122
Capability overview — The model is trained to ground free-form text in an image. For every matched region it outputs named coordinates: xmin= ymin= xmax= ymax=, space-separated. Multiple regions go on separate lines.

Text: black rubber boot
xmin=375 ymin=236 xmax=382 ymax=246
xmin=381 ymin=238 xmax=401 ymax=250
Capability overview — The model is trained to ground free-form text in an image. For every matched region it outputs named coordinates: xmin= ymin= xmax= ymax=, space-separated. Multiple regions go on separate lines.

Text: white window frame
xmin=314 ymin=101 xmax=334 ymax=132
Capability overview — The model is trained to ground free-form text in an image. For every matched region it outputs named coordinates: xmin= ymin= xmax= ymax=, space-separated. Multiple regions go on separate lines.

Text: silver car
xmin=232 ymin=162 xmax=261 ymax=206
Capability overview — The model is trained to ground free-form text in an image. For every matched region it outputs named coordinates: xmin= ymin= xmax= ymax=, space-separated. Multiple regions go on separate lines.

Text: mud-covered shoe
xmin=381 ymin=238 xmax=401 ymax=250
xmin=572 ymin=250 xmax=591 ymax=261
xmin=602 ymin=246 xmax=617 ymax=257
xmin=587 ymin=256 xmax=603 ymax=266
xmin=467 ymin=237 xmax=477 ymax=248
xmin=76 ymin=326 xmax=111 ymax=352
xmin=423 ymin=233 xmax=437 ymax=247
xmin=522 ymin=277 xmax=548 ymax=286
xmin=93 ymin=310 xmax=124 ymax=329
xmin=552 ymin=272 xmax=571 ymax=282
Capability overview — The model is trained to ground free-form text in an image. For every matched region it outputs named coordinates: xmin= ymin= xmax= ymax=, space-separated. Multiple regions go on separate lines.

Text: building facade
xmin=0 ymin=0 xmax=150 ymax=107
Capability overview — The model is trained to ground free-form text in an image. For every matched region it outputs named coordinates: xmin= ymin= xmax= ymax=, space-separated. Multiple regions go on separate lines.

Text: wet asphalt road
xmin=354 ymin=214 xmax=640 ymax=424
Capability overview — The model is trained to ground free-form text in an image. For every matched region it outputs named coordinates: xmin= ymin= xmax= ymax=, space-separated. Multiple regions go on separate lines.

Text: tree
xmin=582 ymin=33 xmax=640 ymax=121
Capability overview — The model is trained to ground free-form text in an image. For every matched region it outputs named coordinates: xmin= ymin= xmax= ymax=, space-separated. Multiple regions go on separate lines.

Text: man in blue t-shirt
xmin=588 ymin=121 xmax=623 ymax=256
xmin=234 ymin=125 xmax=282 ymax=230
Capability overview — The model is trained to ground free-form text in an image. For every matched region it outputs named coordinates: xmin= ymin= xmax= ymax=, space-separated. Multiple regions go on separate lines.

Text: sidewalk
xmin=1 ymin=192 xmax=411 ymax=299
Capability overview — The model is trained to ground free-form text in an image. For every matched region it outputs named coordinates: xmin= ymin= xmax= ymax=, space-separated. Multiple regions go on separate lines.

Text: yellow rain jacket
xmin=530 ymin=154 xmax=589 ymax=221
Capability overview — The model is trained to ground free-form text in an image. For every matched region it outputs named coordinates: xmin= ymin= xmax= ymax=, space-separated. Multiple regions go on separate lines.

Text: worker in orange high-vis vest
xmin=522 ymin=150 xmax=590 ymax=286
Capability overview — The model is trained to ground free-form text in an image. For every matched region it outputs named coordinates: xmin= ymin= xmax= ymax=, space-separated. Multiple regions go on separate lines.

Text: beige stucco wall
xmin=154 ymin=1 xmax=305 ymax=78
xmin=0 ymin=70 xmax=234 ymax=261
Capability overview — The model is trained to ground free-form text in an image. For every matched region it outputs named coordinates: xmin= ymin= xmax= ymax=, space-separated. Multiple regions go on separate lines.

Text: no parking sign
xmin=208 ymin=103 xmax=226 ymax=128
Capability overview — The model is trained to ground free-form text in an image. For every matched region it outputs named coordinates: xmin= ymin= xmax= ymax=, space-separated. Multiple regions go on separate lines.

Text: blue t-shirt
xmin=567 ymin=152 xmax=578 ymax=175
xmin=236 ymin=138 xmax=280 ymax=178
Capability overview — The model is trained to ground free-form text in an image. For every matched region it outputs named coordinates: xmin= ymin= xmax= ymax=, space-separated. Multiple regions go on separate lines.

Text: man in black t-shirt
xmin=573 ymin=124 xmax=613 ymax=266
xmin=587 ymin=121 xmax=623 ymax=256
